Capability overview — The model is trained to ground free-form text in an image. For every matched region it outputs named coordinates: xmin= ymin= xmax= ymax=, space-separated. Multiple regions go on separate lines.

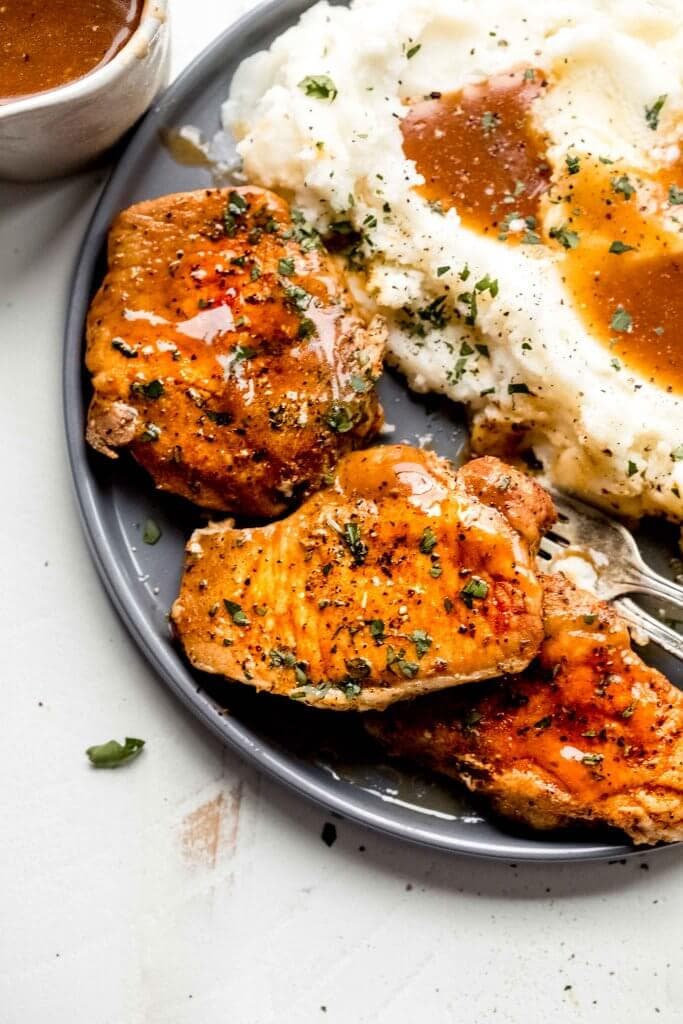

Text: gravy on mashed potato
xmin=225 ymin=0 xmax=683 ymax=521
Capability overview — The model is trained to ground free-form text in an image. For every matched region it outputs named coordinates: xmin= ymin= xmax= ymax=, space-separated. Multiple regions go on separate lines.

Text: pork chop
xmin=171 ymin=447 xmax=552 ymax=710
xmin=86 ymin=186 xmax=385 ymax=516
xmin=367 ymin=573 xmax=683 ymax=844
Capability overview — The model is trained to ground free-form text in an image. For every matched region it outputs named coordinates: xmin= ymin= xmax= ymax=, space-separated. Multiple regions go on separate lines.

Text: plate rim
xmin=62 ymin=0 xmax=645 ymax=863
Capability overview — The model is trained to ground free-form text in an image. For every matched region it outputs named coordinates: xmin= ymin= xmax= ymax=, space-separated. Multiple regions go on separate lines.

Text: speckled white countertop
xmin=2 ymin=2 xmax=682 ymax=1021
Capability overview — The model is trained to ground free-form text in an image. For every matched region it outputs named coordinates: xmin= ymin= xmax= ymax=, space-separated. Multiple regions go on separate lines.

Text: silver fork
xmin=538 ymin=490 xmax=683 ymax=660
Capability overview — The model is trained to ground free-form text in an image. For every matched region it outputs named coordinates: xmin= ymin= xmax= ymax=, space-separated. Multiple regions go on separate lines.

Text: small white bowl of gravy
xmin=0 ymin=0 xmax=170 ymax=181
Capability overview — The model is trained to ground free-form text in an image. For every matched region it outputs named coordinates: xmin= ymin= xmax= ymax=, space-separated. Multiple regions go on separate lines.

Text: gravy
xmin=0 ymin=0 xmax=142 ymax=102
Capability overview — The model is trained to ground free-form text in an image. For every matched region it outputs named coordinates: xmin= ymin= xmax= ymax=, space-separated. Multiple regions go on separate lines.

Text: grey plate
xmin=63 ymin=0 xmax=681 ymax=861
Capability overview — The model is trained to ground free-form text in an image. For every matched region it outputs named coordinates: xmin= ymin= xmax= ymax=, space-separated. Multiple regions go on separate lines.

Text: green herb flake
xmin=342 ymin=521 xmax=368 ymax=565
xmin=582 ymin=753 xmax=604 ymax=766
xmin=610 ymin=307 xmax=632 ymax=333
xmin=269 ymin=648 xmax=297 ymax=668
xmin=298 ymin=74 xmax=338 ymax=101
xmin=112 ymin=338 xmax=137 ymax=358
xmin=611 ymin=175 xmax=635 ymax=200
xmin=583 ymin=614 xmax=597 ymax=625
xmin=437 ymin=265 xmax=450 ymax=277
xmin=645 ymin=94 xmax=667 ymax=131
xmin=627 ymin=460 xmax=638 ymax=477
xmin=223 ymin=600 xmax=250 ymax=627
xmin=345 ymin=657 xmax=372 ymax=679
xmin=419 ymin=527 xmax=438 ymax=554
xmin=565 ymin=153 xmax=581 ymax=175
xmin=385 ymin=646 xmax=419 ymax=679
xmin=140 ymin=423 xmax=161 ymax=443
xmin=369 ymin=619 xmax=386 ymax=643
xmin=278 ymin=257 xmax=296 ymax=276
xmin=460 ymin=577 xmax=489 ymax=608
xmin=406 ymin=43 xmax=421 ymax=59
xmin=671 ymin=445 xmax=683 ymax=461
xmin=142 ymin=518 xmax=161 ymax=545
xmin=430 ymin=563 xmax=443 ymax=579
xmin=669 ymin=185 xmax=683 ymax=205
xmin=410 ymin=629 xmax=433 ymax=658
xmin=133 ymin=379 xmax=164 ymax=400
xmin=350 ymin=374 xmax=370 ymax=393
xmin=609 ymin=240 xmax=635 ymax=254
xmin=508 ymin=382 xmax=532 ymax=395
xmin=324 ymin=402 xmax=356 ymax=433
xmin=481 ymin=111 xmax=500 ymax=133
xmin=534 ymin=715 xmax=553 ymax=730
xmin=621 ymin=701 xmax=637 ymax=719
xmin=86 ymin=737 xmax=145 ymax=769
xmin=549 ymin=223 xmax=580 ymax=250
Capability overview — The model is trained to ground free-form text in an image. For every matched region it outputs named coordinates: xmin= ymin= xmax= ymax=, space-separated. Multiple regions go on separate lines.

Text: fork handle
xmin=614 ymin=597 xmax=683 ymax=661
xmin=619 ymin=563 xmax=683 ymax=611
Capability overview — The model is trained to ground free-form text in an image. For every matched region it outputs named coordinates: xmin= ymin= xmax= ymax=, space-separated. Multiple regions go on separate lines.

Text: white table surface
xmin=2 ymin=3 xmax=683 ymax=1022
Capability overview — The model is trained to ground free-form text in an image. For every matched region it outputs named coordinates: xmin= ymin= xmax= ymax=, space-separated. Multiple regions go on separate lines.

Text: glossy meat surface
xmin=86 ymin=187 xmax=385 ymax=516
xmin=171 ymin=447 xmax=548 ymax=710
xmin=367 ymin=573 xmax=683 ymax=844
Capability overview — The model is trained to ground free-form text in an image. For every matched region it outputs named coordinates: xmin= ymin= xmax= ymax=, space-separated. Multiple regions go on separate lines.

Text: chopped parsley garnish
xmin=430 ymin=564 xmax=443 ymax=578
xmin=627 ymin=460 xmax=638 ymax=477
xmin=583 ymin=614 xmax=597 ymax=625
xmin=522 ymin=230 xmax=542 ymax=245
xmin=410 ymin=629 xmax=433 ymax=659
xmin=385 ymin=646 xmax=419 ymax=679
xmin=345 ymin=657 xmax=372 ymax=679
xmin=406 ymin=43 xmax=421 ymax=59
xmin=437 ymin=265 xmax=450 ymax=276
xmin=112 ymin=338 xmax=137 ymax=358
xmin=508 ymin=382 xmax=531 ymax=394
xmin=621 ymin=702 xmax=637 ymax=719
xmin=610 ymin=307 xmax=632 ymax=333
xmin=142 ymin=518 xmax=161 ymax=545
xmin=460 ymin=577 xmax=489 ymax=608
xmin=523 ymin=68 xmax=536 ymax=81
xmin=223 ymin=600 xmax=249 ymax=626
xmin=324 ymin=402 xmax=356 ymax=433
xmin=565 ymin=153 xmax=581 ymax=175
xmin=670 ymin=445 xmax=683 ymax=461
xmin=223 ymin=190 xmax=248 ymax=236
xmin=534 ymin=715 xmax=553 ymax=730
xmin=133 ymin=379 xmax=164 ymax=399
xmin=419 ymin=527 xmax=438 ymax=554
xmin=645 ymin=94 xmax=667 ymax=131
xmin=582 ymin=753 xmax=604 ymax=766
xmin=298 ymin=74 xmax=338 ymax=101
xmin=342 ymin=521 xmax=368 ymax=565
xmin=232 ymin=345 xmax=257 ymax=362
xmin=283 ymin=283 xmax=312 ymax=311
xmin=611 ymin=175 xmax=635 ymax=200
xmin=269 ymin=649 xmax=296 ymax=669
xmin=669 ymin=185 xmax=683 ymax=205
xmin=368 ymin=619 xmax=386 ymax=643
xmin=297 ymin=317 xmax=316 ymax=340
xmin=609 ymin=241 xmax=635 ymax=254
xmin=417 ymin=294 xmax=450 ymax=329
xmin=481 ymin=111 xmax=500 ymax=133
xmin=250 ymin=264 xmax=261 ymax=281
xmin=350 ymin=374 xmax=370 ymax=393
xmin=278 ymin=257 xmax=296 ymax=276
xmin=140 ymin=423 xmax=160 ymax=443
xmin=549 ymin=223 xmax=579 ymax=250
xmin=86 ymin=737 xmax=145 ymax=769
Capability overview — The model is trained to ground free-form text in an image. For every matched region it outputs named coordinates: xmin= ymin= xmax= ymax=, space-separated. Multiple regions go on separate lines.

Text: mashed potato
xmin=224 ymin=0 xmax=683 ymax=520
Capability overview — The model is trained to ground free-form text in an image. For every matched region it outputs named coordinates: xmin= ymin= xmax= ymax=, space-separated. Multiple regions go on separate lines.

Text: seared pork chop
xmin=367 ymin=573 xmax=683 ymax=845
xmin=171 ymin=447 xmax=551 ymax=710
xmin=86 ymin=187 xmax=385 ymax=516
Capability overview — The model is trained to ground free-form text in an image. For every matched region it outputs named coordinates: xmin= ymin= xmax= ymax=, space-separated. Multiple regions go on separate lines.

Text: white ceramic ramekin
xmin=0 ymin=0 xmax=170 ymax=181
